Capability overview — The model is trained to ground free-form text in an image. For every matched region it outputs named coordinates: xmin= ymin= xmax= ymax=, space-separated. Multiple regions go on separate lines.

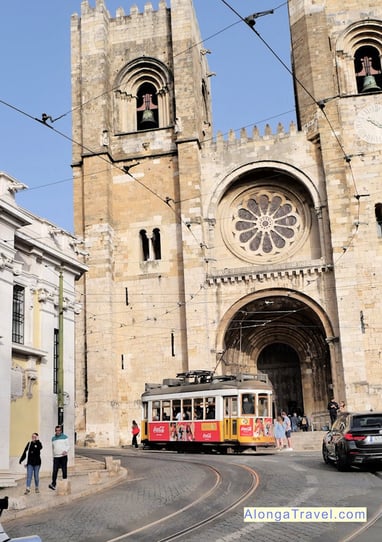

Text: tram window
xmin=224 ymin=396 xmax=238 ymax=417
xmin=232 ymin=397 xmax=238 ymax=416
xmin=194 ymin=398 xmax=204 ymax=419
xmin=242 ymin=394 xmax=255 ymax=414
xmin=172 ymin=399 xmax=181 ymax=420
xmin=143 ymin=401 xmax=148 ymax=420
xmin=258 ymin=394 xmax=269 ymax=417
xmin=206 ymin=398 xmax=215 ymax=419
xmin=152 ymin=401 xmax=160 ymax=421
xmin=162 ymin=400 xmax=171 ymax=421
xmin=224 ymin=397 xmax=229 ymax=416
xmin=183 ymin=399 xmax=192 ymax=420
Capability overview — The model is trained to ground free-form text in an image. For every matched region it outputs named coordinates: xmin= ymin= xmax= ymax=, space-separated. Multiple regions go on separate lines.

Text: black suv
xmin=322 ymin=412 xmax=382 ymax=471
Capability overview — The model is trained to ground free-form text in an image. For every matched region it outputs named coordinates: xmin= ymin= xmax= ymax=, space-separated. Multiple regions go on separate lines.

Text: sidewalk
xmin=0 ymin=452 xmax=127 ymax=522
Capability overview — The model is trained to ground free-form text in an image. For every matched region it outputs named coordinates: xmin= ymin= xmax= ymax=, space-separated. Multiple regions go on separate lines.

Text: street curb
xmin=2 ymin=467 xmax=128 ymax=522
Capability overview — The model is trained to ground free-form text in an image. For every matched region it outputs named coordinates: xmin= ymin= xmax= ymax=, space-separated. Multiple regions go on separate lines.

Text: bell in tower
xmin=355 ymin=48 xmax=382 ymax=93
xmin=136 ymin=84 xmax=159 ymax=130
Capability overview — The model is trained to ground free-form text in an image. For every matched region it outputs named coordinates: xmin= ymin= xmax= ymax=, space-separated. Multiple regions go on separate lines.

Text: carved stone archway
xmin=219 ymin=291 xmax=335 ymax=421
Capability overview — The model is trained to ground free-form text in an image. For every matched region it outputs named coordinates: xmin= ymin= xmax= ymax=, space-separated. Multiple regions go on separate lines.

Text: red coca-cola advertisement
xmin=149 ymin=421 xmax=221 ymax=442
xmin=239 ymin=417 xmax=274 ymax=439
xmin=149 ymin=423 xmax=169 ymax=441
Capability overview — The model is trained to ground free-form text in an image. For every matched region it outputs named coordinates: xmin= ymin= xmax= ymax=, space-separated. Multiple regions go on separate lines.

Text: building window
xmin=114 ymin=57 xmax=172 ymax=133
xmin=152 ymin=228 xmax=161 ymax=260
xmin=140 ymin=229 xmax=150 ymax=261
xmin=355 ymin=45 xmax=382 ymax=93
xmin=12 ymin=285 xmax=25 ymax=344
xmin=136 ymin=83 xmax=159 ymax=130
xmin=53 ymin=328 xmax=59 ymax=394
xmin=375 ymin=203 xmax=382 ymax=237
xmin=233 ymin=190 xmax=300 ymax=256
xmin=140 ymin=228 xmax=162 ymax=261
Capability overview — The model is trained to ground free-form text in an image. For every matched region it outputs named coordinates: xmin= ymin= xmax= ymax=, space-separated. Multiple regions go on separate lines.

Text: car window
xmin=353 ymin=416 xmax=382 ymax=428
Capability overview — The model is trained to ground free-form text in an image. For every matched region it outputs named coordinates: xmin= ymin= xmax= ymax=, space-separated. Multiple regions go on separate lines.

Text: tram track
xmin=7 ymin=449 xmax=381 ymax=542
xmin=339 ymin=472 xmax=382 ymax=542
xmin=104 ymin=452 xmax=260 ymax=542
xmin=157 ymin=464 xmax=259 ymax=542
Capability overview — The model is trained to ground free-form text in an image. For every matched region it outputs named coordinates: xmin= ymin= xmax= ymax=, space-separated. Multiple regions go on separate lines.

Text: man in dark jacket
xmin=327 ymin=398 xmax=339 ymax=426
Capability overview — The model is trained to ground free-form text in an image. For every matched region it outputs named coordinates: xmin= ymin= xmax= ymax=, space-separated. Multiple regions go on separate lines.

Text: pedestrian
xmin=299 ymin=414 xmax=309 ymax=432
xmin=19 ymin=432 xmax=42 ymax=494
xmin=281 ymin=411 xmax=293 ymax=450
xmin=327 ymin=398 xmax=339 ymax=426
xmin=290 ymin=412 xmax=300 ymax=432
xmin=274 ymin=416 xmax=286 ymax=450
xmin=49 ymin=425 xmax=70 ymax=490
xmin=131 ymin=420 xmax=140 ymax=448
xmin=339 ymin=400 xmax=346 ymax=412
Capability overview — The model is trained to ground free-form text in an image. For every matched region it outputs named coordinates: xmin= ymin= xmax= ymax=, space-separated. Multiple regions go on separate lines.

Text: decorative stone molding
xmin=37 ymin=287 xmax=55 ymax=303
xmin=206 ymin=261 xmax=333 ymax=286
xmin=25 ymin=368 xmax=38 ymax=399
xmin=0 ymin=252 xmax=13 ymax=270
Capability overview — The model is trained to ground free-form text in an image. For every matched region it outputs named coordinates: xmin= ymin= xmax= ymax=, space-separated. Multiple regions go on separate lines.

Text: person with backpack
xmin=300 ymin=415 xmax=309 ymax=432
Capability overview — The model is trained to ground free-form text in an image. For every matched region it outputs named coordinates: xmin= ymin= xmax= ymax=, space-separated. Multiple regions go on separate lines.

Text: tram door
xmin=223 ymin=396 xmax=238 ymax=440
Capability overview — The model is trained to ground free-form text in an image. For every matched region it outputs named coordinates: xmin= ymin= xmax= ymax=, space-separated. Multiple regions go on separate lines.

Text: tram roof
xmin=142 ymin=371 xmax=273 ymax=398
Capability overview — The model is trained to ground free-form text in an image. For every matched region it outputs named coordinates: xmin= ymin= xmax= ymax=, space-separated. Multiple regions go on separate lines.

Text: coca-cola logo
xmin=202 ymin=432 xmax=212 ymax=439
xmin=241 ymin=426 xmax=253 ymax=435
xmin=153 ymin=426 xmax=165 ymax=434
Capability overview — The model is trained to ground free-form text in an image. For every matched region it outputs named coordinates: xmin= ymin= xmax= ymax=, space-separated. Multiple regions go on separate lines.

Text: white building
xmin=0 ymin=172 xmax=87 ymax=486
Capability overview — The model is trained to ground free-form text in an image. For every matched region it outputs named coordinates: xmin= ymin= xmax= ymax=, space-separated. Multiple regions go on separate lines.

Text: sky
xmin=0 ymin=1 xmax=295 ymax=233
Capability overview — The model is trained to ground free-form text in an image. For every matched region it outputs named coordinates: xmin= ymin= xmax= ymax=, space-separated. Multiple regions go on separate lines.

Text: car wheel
xmin=322 ymin=443 xmax=331 ymax=464
xmin=335 ymin=448 xmax=350 ymax=471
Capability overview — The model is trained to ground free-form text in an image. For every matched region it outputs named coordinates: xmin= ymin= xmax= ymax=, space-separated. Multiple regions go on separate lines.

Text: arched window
xmin=140 ymin=228 xmax=162 ymax=261
xmin=140 ymin=230 xmax=150 ymax=261
xmin=375 ymin=203 xmax=382 ymax=237
xmin=114 ymin=58 xmax=172 ymax=133
xmin=152 ymin=228 xmax=161 ymax=260
xmin=336 ymin=21 xmax=382 ymax=95
xmin=354 ymin=45 xmax=382 ymax=93
xmin=136 ymin=83 xmax=159 ymax=130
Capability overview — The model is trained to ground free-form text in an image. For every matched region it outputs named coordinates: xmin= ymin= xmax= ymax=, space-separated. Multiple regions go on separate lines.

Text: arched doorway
xmin=258 ymin=343 xmax=303 ymax=415
xmin=219 ymin=291 xmax=335 ymax=420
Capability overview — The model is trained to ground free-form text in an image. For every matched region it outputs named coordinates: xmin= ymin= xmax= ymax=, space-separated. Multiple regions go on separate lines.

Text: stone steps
xmin=289 ymin=430 xmax=325 ymax=451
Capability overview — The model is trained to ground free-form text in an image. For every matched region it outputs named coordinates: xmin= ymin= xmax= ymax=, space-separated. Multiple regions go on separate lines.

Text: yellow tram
xmin=141 ymin=370 xmax=276 ymax=452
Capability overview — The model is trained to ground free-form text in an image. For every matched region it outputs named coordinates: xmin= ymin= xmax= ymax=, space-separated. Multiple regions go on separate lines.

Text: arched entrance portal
xmin=220 ymin=292 xmax=334 ymax=421
xmin=258 ymin=343 xmax=303 ymax=415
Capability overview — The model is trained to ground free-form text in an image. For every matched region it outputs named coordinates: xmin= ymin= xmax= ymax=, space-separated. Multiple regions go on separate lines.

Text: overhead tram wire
xmin=0 ymin=102 xmax=211 ymax=331
xmin=1 ymin=6 xmax=366 ymax=333
xmin=29 ymin=3 xmax=289 ymax=148
xmin=218 ymin=0 xmax=367 ymax=270
xmin=41 ymin=16 xmax=246 ymax=127
xmin=0 ymin=95 xmax=203 ymax=247
xmin=218 ymin=0 xmax=350 ymax=165
xmin=0 ymin=2 xmax=322 ymax=202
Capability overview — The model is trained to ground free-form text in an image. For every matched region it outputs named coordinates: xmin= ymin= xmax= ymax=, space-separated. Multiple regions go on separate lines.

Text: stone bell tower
xmin=288 ymin=0 xmax=382 ymax=409
xmin=71 ymin=0 xmax=213 ymax=446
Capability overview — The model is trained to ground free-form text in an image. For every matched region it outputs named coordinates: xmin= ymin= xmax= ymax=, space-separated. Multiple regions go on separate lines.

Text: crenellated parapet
xmin=77 ymin=0 xmax=168 ymax=24
xmin=211 ymin=120 xmax=299 ymax=151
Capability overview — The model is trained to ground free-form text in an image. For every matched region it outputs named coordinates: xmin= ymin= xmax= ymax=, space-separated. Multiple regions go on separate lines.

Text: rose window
xmin=232 ymin=191 xmax=301 ymax=257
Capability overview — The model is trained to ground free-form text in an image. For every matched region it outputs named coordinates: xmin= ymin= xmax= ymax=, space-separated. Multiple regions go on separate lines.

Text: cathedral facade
xmin=72 ymin=0 xmax=382 ymax=446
